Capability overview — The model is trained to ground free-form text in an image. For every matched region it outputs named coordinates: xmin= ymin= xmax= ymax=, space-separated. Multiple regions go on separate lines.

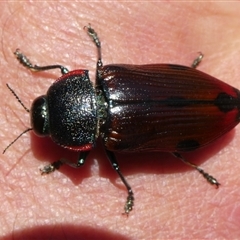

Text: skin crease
xmin=1 ymin=2 xmax=240 ymax=239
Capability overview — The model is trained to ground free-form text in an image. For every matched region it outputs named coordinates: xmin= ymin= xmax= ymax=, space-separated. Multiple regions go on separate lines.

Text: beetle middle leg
xmin=191 ymin=52 xmax=204 ymax=68
xmin=106 ymin=150 xmax=134 ymax=215
xmin=85 ymin=24 xmax=103 ymax=68
xmin=172 ymin=152 xmax=220 ymax=188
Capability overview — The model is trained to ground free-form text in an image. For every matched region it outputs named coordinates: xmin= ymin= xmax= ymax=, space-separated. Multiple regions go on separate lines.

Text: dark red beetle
xmin=4 ymin=25 xmax=239 ymax=214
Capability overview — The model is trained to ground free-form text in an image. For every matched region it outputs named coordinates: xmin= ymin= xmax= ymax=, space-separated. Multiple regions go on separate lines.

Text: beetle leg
xmin=106 ymin=150 xmax=134 ymax=215
xmin=40 ymin=159 xmax=64 ymax=174
xmin=40 ymin=151 xmax=90 ymax=174
xmin=85 ymin=24 xmax=103 ymax=68
xmin=172 ymin=152 xmax=220 ymax=188
xmin=191 ymin=52 xmax=204 ymax=68
xmin=14 ymin=49 xmax=69 ymax=75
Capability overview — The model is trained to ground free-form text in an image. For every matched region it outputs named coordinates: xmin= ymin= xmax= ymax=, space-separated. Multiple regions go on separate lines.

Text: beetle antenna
xmin=3 ymin=128 xmax=32 ymax=154
xmin=6 ymin=83 xmax=30 ymax=113
xmin=3 ymin=84 xmax=32 ymax=154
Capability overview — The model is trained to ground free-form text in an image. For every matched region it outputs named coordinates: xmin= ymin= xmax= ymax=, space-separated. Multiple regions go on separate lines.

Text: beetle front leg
xmin=40 ymin=151 xmax=90 ymax=174
xmin=172 ymin=152 xmax=220 ymax=187
xmin=106 ymin=150 xmax=134 ymax=215
xmin=14 ymin=49 xmax=69 ymax=75
xmin=191 ymin=52 xmax=204 ymax=68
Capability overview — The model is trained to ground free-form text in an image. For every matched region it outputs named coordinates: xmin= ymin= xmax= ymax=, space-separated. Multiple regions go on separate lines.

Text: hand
xmin=1 ymin=2 xmax=240 ymax=239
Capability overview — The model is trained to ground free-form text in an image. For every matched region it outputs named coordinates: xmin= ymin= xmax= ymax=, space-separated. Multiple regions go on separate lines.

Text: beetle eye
xmin=30 ymin=96 xmax=49 ymax=136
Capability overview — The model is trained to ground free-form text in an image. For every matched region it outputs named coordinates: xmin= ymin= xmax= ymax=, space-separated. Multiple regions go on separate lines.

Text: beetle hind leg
xmin=172 ymin=152 xmax=220 ymax=188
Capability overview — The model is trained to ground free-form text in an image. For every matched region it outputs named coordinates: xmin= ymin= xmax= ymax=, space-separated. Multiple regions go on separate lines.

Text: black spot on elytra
xmin=176 ymin=139 xmax=200 ymax=151
xmin=214 ymin=92 xmax=236 ymax=113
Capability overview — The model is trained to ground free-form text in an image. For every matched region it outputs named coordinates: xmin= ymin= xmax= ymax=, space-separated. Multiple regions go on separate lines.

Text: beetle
xmin=4 ymin=25 xmax=239 ymax=215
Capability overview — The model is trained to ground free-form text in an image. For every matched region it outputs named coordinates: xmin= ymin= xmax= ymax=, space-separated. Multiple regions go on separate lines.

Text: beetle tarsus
xmin=14 ymin=48 xmax=34 ymax=69
xmin=123 ymin=190 xmax=134 ymax=216
xmin=40 ymin=160 xmax=64 ymax=175
xmin=14 ymin=49 xmax=69 ymax=75
xmin=191 ymin=52 xmax=204 ymax=68
xmin=85 ymin=24 xmax=101 ymax=48
xmin=172 ymin=152 xmax=220 ymax=187
xmin=197 ymin=167 xmax=220 ymax=188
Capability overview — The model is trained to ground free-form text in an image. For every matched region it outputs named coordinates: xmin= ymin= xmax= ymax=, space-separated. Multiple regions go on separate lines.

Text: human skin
xmin=1 ymin=2 xmax=240 ymax=239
